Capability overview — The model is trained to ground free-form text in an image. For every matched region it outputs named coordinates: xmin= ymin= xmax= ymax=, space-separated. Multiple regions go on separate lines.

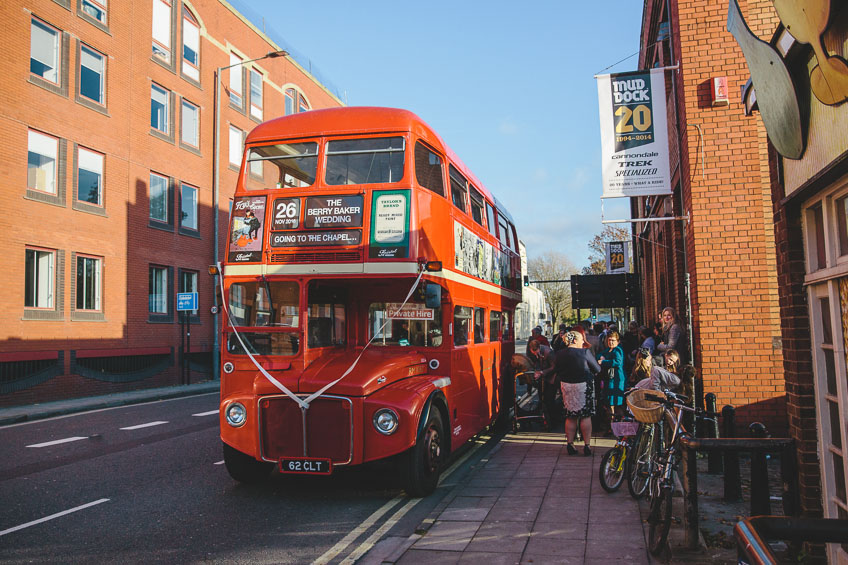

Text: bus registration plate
xmin=279 ymin=457 xmax=333 ymax=475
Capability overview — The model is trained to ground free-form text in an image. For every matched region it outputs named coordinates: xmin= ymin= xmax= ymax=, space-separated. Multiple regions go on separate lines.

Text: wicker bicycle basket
xmin=626 ymin=389 xmax=666 ymax=424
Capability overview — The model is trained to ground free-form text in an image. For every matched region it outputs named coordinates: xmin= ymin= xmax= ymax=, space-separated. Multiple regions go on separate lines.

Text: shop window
xmin=414 ymin=142 xmax=444 ymax=197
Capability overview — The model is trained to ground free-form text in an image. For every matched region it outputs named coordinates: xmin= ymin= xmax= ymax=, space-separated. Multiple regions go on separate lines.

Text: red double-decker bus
xmin=219 ymin=107 xmax=522 ymax=495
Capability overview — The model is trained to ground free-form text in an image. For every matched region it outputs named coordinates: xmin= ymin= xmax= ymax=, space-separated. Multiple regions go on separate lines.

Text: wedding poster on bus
xmin=228 ymin=195 xmax=266 ymax=262
xmin=369 ymin=190 xmax=410 ymax=258
xmin=596 ymin=68 xmax=672 ymax=198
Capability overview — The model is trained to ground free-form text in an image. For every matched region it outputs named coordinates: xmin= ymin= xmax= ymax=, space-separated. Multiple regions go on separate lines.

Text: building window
xmin=837 ymin=194 xmax=848 ymax=258
xmin=77 ymin=147 xmax=103 ymax=206
xmin=180 ymin=183 xmax=197 ymax=231
xmin=79 ymin=44 xmax=105 ymax=105
xmin=76 ymin=255 xmax=101 ymax=311
xmin=284 ymin=87 xmax=309 ymax=115
xmin=229 ymin=125 xmax=243 ymax=166
xmin=149 ymin=265 xmax=168 ymax=314
xmin=31 ymin=18 xmax=60 ymax=84
xmin=151 ymin=83 xmax=169 ymax=134
xmin=28 ymin=130 xmax=58 ymax=194
xmin=229 ymin=53 xmax=243 ymax=108
xmin=250 ymin=69 xmax=263 ymax=120
xmin=152 ymin=0 xmax=172 ymax=61
xmin=25 ymin=248 xmax=55 ymax=309
xmin=181 ymin=99 xmax=198 ymax=148
xmin=179 ymin=269 xmax=198 ymax=315
xmin=150 ymin=172 xmax=169 ymax=223
xmin=181 ymin=8 xmax=199 ymax=81
xmin=81 ymin=0 xmax=107 ymax=25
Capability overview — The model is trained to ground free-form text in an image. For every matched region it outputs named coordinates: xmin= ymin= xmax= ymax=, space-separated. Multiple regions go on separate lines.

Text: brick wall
xmin=0 ymin=0 xmax=342 ymax=406
xmin=637 ymin=0 xmax=786 ymax=433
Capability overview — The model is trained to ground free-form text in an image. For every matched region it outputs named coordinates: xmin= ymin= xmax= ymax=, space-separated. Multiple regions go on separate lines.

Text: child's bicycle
xmin=598 ymin=416 xmax=640 ymax=492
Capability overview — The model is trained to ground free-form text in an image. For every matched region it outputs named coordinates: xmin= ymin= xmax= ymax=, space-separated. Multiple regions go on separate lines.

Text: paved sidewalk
xmin=371 ymin=430 xmax=653 ymax=565
xmin=0 ymin=380 xmax=220 ymax=426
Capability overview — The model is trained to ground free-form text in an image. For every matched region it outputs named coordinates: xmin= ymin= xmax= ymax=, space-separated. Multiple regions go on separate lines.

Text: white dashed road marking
xmin=26 ymin=437 xmax=88 ymax=448
xmin=120 ymin=421 xmax=169 ymax=430
xmin=192 ymin=410 xmax=219 ymax=417
xmin=0 ymin=499 xmax=110 ymax=537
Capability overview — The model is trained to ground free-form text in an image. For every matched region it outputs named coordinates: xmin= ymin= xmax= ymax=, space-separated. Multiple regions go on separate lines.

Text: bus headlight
xmin=225 ymin=402 xmax=247 ymax=427
xmin=223 ymin=362 xmax=234 ymax=374
xmin=373 ymin=408 xmax=399 ymax=435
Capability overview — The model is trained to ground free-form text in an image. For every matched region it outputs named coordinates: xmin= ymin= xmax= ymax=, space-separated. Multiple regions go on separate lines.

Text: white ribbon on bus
xmin=216 ymin=262 xmax=425 ymax=411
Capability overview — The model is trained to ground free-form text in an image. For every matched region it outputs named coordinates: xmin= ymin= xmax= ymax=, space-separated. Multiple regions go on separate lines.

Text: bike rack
xmin=678 ymin=436 xmax=798 ymax=550
xmin=734 ymin=516 xmax=848 ymax=565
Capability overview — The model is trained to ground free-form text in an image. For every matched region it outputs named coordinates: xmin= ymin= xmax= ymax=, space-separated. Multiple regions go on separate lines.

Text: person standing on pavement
xmin=551 ymin=323 xmax=568 ymax=352
xmin=528 ymin=339 xmax=558 ymax=426
xmin=597 ymin=331 xmax=626 ymax=419
xmin=553 ymin=331 xmax=601 ymax=456
xmin=525 ymin=325 xmax=550 ymax=356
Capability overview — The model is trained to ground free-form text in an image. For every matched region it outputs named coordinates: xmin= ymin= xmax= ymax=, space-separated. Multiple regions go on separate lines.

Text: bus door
xmin=450 ymin=305 xmax=477 ymax=438
xmin=472 ymin=306 xmax=496 ymax=426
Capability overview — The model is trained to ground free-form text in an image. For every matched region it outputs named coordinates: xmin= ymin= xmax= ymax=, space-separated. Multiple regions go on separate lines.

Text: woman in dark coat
xmin=553 ymin=331 xmax=601 ymax=455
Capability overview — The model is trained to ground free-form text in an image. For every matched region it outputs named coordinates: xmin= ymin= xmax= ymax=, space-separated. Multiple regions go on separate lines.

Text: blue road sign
xmin=177 ymin=292 xmax=198 ymax=311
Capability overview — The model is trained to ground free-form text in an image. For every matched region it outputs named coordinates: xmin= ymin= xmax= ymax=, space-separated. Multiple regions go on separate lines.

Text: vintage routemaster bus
xmin=219 ymin=107 xmax=522 ymax=495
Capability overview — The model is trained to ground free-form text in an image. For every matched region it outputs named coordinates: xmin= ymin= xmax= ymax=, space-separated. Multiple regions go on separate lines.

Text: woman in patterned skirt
xmin=553 ymin=331 xmax=601 ymax=455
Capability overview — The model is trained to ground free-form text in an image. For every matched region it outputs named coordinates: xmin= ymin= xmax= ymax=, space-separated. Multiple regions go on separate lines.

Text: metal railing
xmin=735 ymin=517 xmax=848 ymax=565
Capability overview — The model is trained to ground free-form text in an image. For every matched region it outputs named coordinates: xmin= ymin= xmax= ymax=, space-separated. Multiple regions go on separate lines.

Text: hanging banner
xmin=597 ymin=69 xmax=672 ymax=198
xmin=605 ymin=241 xmax=629 ymax=274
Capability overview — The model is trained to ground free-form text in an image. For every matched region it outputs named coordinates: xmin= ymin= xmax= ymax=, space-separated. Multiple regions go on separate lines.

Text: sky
xmin=243 ymin=1 xmax=643 ymax=269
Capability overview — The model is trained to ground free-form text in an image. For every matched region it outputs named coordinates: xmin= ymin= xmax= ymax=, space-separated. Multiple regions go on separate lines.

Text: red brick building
xmin=732 ymin=1 xmax=848 ymax=559
xmin=634 ymin=0 xmax=786 ymax=432
xmin=0 ymin=0 xmax=342 ymax=407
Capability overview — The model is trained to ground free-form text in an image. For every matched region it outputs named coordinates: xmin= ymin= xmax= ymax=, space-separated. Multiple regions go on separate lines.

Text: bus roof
xmin=246 ymin=107 xmax=511 ymax=220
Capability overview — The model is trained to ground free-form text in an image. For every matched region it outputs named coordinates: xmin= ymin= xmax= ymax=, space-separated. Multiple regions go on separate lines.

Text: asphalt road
xmin=0 ymin=393 xmax=485 ymax=564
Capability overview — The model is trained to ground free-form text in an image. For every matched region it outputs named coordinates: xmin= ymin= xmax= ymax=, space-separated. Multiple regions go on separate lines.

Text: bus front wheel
xmin=223 ymin=442 xmax=274 ymax=484
xmin=401 ymin=408 xmax=444 ymax=497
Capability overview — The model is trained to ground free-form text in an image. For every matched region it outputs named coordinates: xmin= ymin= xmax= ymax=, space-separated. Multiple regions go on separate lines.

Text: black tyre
xmin=626 ymin=424 xmax=655 ymax=499
xmin=223 ymin=442 xmax=274 ymax=484
xmin=648 ymin=485 xmax=674 ymax=555
xmin=599 ymin=446 xmax=626 ymax=492
xmin=401 ymin=408 xmax=444 ymax=497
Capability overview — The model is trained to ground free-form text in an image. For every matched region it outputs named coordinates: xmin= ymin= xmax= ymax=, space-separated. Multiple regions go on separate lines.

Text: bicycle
xmin=625 ymin=419 xmax=661 ymax=498
xmin=598 ymin=416 xmax=640 ymax=492
xmin=638 ymin=389 xmax=713 ymax=556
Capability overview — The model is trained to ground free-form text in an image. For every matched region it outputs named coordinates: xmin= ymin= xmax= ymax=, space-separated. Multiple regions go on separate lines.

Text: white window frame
xmin=250 ymin=68 xmax=263 ymax=120
xmin=152 ymin=0 xmax=172 ymax=61
xmin=27 ymin=130 xmax=58 ymax=194
xmin=79 ymin=43 xmax=105 ymax=105
xmin=25 ymin=247 xmax=55 ymax=309
xmin=229 ymin=52 xmax=243 ymax=108
xmin=31 ymin=17 xmax=60 ymax=84
xmin=149 ymin=265 xmax=168 ymax=314
xmin=181 ymin=99 xmax=198 ymax=148
xmin=77 ymin=147 xmax=104 ymax=206
xmin=149 ymin=172 xmax=169 ymax=223
xmin=228 ymin=125 xmax=243 ymax=166
xmin=151 ymin=83 xmax=169 ymax=134
xmin=76 ymin=254 xmax=102 ymax=311
xmin=180 ymin=183 xmax=198 ymax=231
xmin=180 ymin=269 xmax=198 ymax=315
xmin=181 ymin=8 xmax=199 ymax=81
xmin=803 ymin=178 xmax=848 ymax=564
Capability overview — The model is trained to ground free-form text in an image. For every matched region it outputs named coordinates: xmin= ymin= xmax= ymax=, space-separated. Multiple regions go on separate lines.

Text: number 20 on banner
xmin=614 ymin=105 xmax=652 ymax=133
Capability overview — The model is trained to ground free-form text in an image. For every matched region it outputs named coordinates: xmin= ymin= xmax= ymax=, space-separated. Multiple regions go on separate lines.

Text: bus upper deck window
xmin=247 ymin=142 xmax=318 ymax=189
xmin=325 ymin=137 xmax=404 ymax=185
xmin=449 ymin=165 xmax=467 ymax=213
xmin=414 ymin=142 xmax=444 ymax=196
xmin=486 ymin=203 xmax=497 ymax=236
xmin=469 ymin=187 xmax=485 ymax=226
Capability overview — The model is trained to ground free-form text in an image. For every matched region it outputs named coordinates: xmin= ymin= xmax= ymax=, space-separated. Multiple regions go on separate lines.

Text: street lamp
xmin=211 ymin=49 xmax=287 ymax=380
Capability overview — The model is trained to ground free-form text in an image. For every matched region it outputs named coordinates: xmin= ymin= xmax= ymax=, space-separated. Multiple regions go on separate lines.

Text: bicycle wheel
xmin=626 ymin=424 xmax=655 ymax=498
xmin=648 ymin=484 xmax=673 ymax=555
xmin=598 ymin=446 xmax=626 ymax=492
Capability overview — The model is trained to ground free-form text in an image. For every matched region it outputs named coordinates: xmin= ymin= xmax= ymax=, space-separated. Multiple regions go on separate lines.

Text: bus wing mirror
xmin=425 ymin=283 xmax=441 ymax=309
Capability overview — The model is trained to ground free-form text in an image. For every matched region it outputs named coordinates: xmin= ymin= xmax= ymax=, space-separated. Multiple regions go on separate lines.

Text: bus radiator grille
xmin=270 ymin=251 xmax=363 ymax=263
xmin=259 ymin=395 xmax=353 ymax=464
